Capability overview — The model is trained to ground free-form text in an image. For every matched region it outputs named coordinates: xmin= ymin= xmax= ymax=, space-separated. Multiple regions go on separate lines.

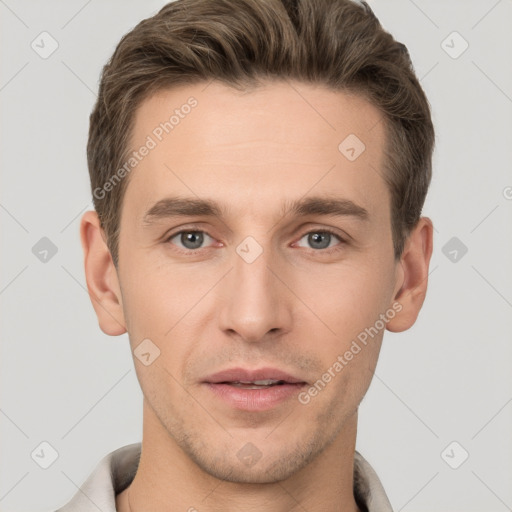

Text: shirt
xmin=55 ymin=443 xmax=393 ymax=511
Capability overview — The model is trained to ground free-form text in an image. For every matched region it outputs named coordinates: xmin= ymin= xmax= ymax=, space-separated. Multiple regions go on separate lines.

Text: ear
xmin=80 ymin=210 xmax=127 ymax=336
xmin=386 ymin=217 xmax=434 ymax=333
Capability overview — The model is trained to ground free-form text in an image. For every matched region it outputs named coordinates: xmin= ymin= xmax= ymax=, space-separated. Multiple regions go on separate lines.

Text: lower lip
xmin=204 ymin=382 xmax=306 ymax=411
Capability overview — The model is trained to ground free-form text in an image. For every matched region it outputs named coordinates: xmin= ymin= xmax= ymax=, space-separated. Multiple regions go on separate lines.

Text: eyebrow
xmin=142 ymin=195 xmax=369 ymax=226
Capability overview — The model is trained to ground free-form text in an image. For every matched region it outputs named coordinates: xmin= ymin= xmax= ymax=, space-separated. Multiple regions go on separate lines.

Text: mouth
xmin=204 ymin=367 xmax=306 ymax=384
xmin=225 ymin=379 xmax=289 ymax=389
xmin=203 ymin=367 xmax=307 ymax=411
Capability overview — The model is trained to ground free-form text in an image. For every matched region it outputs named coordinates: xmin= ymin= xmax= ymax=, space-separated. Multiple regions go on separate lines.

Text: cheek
xmin=120 ymin=263 xmax=222 ymax=382
xmin=120 ymin=261 xmax=206 ymax=336
xmin=291 ymin=260 xmax=392 ymax=404
xmin=294 ymin=261 xmax=393 ymax=341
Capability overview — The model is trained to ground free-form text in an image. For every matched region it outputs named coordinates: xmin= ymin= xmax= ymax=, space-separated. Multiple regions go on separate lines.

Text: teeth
xmin=229 ymin=379 xmax=284 ymax=388
xmin=231 ymin=383 xmax=269 ymax=389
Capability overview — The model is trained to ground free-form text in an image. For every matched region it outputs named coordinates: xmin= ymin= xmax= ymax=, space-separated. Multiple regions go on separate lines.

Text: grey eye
xmin=296 ymin=231 xmax=340 ymax=250
xmin=169 ymin=231 xmax=214 ymax=250
xmin=181 ymin=232 xmax=204 ymax=249
xmin=307 ymin=232 xmax=332 ymax=249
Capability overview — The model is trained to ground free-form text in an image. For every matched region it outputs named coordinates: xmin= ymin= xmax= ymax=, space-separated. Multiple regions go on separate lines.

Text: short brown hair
xmin=87 ymin=0 xmax=434 ymax=268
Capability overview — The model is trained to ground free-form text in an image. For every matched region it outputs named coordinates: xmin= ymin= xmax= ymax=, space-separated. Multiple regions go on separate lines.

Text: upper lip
xmin=203 ymin=367 xmax=306 ymax=384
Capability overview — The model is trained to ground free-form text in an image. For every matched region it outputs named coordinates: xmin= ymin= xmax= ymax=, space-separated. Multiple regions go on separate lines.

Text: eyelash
xmin=163 ymin=227 xmax=347 ymax=255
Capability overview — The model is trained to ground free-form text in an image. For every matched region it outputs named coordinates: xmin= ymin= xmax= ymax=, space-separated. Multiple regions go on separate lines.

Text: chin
xmin=181 ymin=434 xmax=327 ymax=484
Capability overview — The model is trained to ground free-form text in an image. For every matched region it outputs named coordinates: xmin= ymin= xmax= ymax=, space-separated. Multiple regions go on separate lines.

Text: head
xmin=81 ymin=0 xmax=434 ymax=484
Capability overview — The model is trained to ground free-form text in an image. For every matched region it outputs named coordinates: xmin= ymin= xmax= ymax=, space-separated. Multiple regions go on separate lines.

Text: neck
xmin=117 ymin=401 xmax=361 ymax=512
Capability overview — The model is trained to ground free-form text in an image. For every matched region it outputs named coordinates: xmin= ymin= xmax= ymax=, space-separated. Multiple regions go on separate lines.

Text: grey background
xmin=1 ymin=0 xmax=511 ymax=511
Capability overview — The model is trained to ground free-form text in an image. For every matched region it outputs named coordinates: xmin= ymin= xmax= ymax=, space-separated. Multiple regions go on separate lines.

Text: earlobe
xmin=386 ymin=217 xmax=434 ymax=333
xmin=80 ymin=210 xmax=127 ymax=336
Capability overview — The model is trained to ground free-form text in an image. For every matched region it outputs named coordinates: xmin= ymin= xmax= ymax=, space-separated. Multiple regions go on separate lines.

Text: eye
xmin=166 ymin=230 xmax=215 ymax=251
xmin=165 ymin=228 xmax=345 ymax=253
xmin=295 ymin=229 xmax=344 ymax=251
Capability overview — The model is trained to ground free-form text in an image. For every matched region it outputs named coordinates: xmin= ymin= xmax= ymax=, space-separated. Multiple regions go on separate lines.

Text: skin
xmin=80 ymin=80 xmax=433 ymax=512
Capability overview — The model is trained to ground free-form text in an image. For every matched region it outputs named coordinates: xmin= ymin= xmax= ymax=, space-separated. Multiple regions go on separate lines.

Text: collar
xmin=56 ymin=443 xmax=393 ymax=511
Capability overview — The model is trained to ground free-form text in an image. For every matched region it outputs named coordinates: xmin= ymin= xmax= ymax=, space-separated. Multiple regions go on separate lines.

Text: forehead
xmin=131 ymin=80 xmax=384 ymax=151
xmin=122 ymin=80 xmax=388 ymax=223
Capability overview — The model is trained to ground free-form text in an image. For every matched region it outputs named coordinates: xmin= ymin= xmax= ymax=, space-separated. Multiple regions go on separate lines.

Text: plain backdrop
xmin=1 ymin=1 xmax=511 ymax=511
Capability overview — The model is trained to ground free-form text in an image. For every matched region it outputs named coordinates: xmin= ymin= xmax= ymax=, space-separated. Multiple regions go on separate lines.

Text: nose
xmin=218 ymin=240 xmax=293 ymax=344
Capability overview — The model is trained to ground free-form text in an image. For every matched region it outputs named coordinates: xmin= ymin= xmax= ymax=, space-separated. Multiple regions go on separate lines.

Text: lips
xmin=204 ymin=367 xmax=306 ymax=385
xmin=203 ymin=367 xmax=307 ymax=411
xmin=228 ymin=379 xmax=285 ymax=389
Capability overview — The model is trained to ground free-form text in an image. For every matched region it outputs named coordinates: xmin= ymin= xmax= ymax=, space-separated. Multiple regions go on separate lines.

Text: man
xmin=61 ymin=0 xmax=434 ymax=510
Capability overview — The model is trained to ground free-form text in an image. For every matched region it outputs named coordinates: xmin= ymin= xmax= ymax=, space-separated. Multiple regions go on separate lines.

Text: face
xmin=113 ymin=80 xmax=402 ymax=483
